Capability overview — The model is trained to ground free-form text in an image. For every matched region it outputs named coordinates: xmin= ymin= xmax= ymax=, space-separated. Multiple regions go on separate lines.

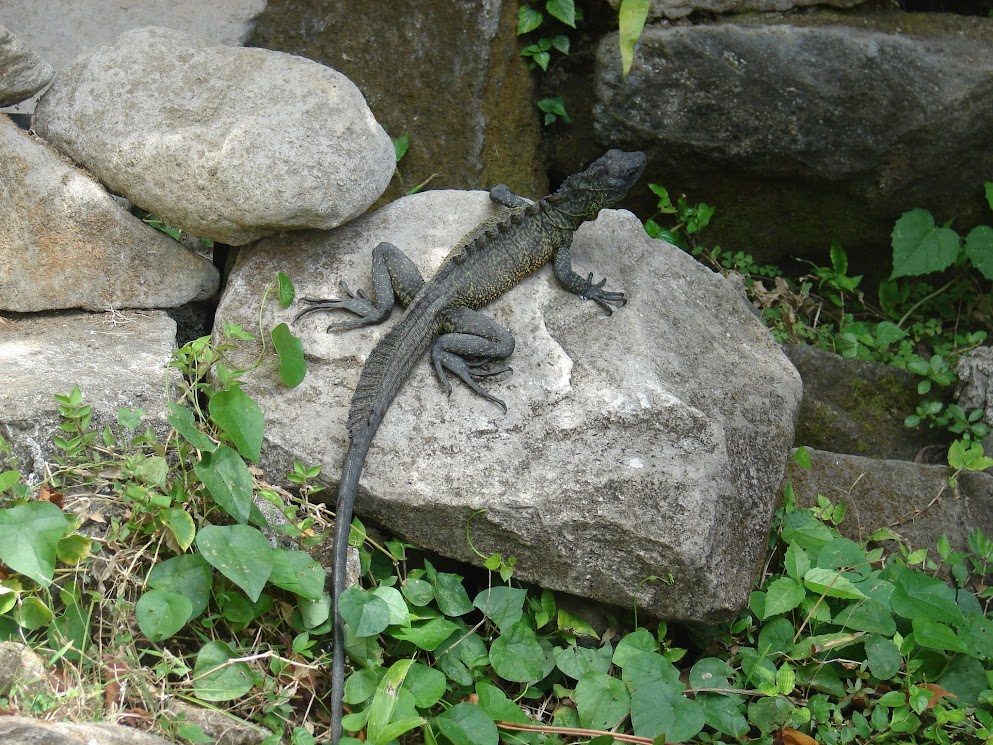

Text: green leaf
xmin=762 ymin=577 xmax=806 ymax=618
xmin=781 ymin=510 xmax=835 ymax=552
xmin=136 ymin=589 xmax=193 ymax=642
xmin=784 ymin=543 xmax=811 ymax=581
xmin=194 ymin=445 xmax=254 ymax=524
xmin=390 ymin=616 xmax=458 ymax=651
xmin=912 ymin=617 xmax=968 ymax=653
xmin=546 ymin=0 xmax=576 ymax=27
xmin=276 ymin=270 xmax=295 ymax=307
xmin=873 ymin=321 xmax=908 ymax=348
xmin=554 ymin=643 xmax=613 ymax=680
xmin=618 ymin=0 xmax=649 ymax=76
xmin=890 ymin=208 xmax=961 ymax=279
xmin=366 ymin=659 xmax=421 ymax=745
xmin=371 ymin=586 xmax=409 ymax=626
xmin=517 ymin=4 xmax=543 ymax=34
xmin=402 ymin=577 xmax=434 ymax=606
xmin=888 ymin=565 xmax=963 ymax=625
xmin=269 ymin=550 xmax=326 ymax=600
xmin=833 ymin=599 xmax=896 ymax=635
xmin=434 ymin=703 xmax=498 ymax=745
xmin=612 ymin=627 xmax=658 ymax=666
xmin=985 ymin=181 xmax=993 ymax=211
xmin=864 ymin=634 xmax=902 ymax=680
xmin=619 ymin=650 xmax=681 ymax=689
xmin=630 ymin=679 xmax=704 ymax=741
xmin=167 ymin=402 xmax=217 ymax=452
xmin=431 ymin=571 xmax=474 ymax=616
xmin=148 ymin=554 xmax=213 ymax=618
xmin=192 ymin=641 xmax=253 ymax=701
xmin=965 ymin=224 xmax=993 ymax=280
xmin=0 ymin=501 xmax=68 ymax=586
xmin=392 ymin=134 xmax=410 ymax=163
xmin=697 ymin=692 xmax=749 ymax=738
xmin=937 ymin=654 xmax=987 ymax=707
xmin=405 ymin=663 xmax=447 ymax=708
xmin=802 ymin=568 xmax=866 ymax=600
xmin=575 ymin=671 xmax=630 ymax=731
xmin=948 ymin=438 xmax=993 ymax=472
xmin=473 ymin=586 xmax=526 ymax=632
xmin=56 ymin=534 xmax=92 ymax=565
xmin=0 ymin=470 xmax=21 ymax=493
xmin=196 ymin=525 xmax=273 ymax=602
xmin=489 ymin=622 xmax=545 ymax=683
xmin=474 ymin=681 xmax=530 ymax=724
xmin=208 ymin=387 xmax=264 ymax=463
xmin=340 ymin=586 xmax=392 ymax=637
xmin=17 ymin=596 xmax=53 ymax=630
xmin=271 ymin=323 xmax=306 ymax=388
xmin=162 ymin=508 xmax=195 ymax=551
xmin=135 ymin=455 xmax=168 ymax=487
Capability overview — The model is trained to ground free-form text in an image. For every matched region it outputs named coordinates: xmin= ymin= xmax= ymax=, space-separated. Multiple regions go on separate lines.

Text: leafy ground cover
xmin=1 ymin=187 xmax=992 ymax=743
xmin=644 ymin=181 xmax=993 ymax=473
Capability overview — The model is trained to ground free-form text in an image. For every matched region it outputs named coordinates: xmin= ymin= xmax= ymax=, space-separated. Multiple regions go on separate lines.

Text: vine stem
xmin=896 ymin=275 xmax=959 ymax=329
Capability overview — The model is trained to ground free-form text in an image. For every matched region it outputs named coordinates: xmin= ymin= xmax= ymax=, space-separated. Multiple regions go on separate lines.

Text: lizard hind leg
xmin=433 ymin=308 xmax=515 ymax=412
xmin=293 ymin=241 xmax=425 ymax=330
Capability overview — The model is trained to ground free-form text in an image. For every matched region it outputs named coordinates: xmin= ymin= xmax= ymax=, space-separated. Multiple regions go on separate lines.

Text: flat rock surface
xmin=0 ymin=24 xmax=53 ymax=107
xmin=32 ymin=26 xmax=395 ymax=245
xmin=0 ymin=311 xmax=179 ymax=482
xmin=0 ymin=116 xmax=218 ymax=312
xmin=214 ymin=189 xmax=802 ymax=622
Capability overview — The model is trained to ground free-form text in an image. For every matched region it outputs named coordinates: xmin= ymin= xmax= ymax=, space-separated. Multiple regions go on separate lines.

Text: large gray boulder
xmin=0 ymin=25 xmax=53 ymax=107
xmin=0 ymin=311 xmax=179 ymax=483
xmin=214 ymin=189 xmax=802 ymax=622
xmin=32 ymin=26 xmax=395 ymax=246
xmin=0 ymin=116 xmax=218 ymax=312
xmin=0 ymin=0 xmax=264 ymax=75
xmin=595 ymin=12 xmax=993 ymax=265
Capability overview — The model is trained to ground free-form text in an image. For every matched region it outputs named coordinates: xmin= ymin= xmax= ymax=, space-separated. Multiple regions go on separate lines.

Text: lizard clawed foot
xmin=433 ymin=352 xmax=508 ymax=413
xmin=580 ymin=272 xmax=627 ymax=315
xmin=293 ymin=281 xmax=387 ymax=329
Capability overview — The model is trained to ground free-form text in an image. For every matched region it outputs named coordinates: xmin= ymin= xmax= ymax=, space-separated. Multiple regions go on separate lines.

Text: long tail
xmin=329 ymin=434 xmax=371 ymax=745
xmin=329 ymin=295 xmax=440 ymax=744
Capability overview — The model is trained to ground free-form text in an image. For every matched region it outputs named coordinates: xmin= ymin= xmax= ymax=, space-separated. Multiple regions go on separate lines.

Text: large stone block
xmin=214 ymin=189 xmax=802 ymax=622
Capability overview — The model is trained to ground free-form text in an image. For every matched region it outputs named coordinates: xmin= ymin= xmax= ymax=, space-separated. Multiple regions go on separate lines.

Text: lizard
xmin=293 ymin=148 xmax=646 ymax=744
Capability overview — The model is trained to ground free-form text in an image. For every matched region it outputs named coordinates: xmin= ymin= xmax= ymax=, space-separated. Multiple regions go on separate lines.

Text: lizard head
xmin=560 ymin=149 xmax=647 ymax=218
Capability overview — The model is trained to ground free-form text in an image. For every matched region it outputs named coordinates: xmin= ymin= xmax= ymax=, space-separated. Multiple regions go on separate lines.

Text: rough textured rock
xmin=0 ymin=25 xmax=53 ymax=107
xmin=594 ymin=12 xmax=993 ymax=266
xmin=958 ymin=346 xmax=993 ymax=426
xmin=606 ymin=0 xmax=866 ymax=20
xmin=0 ymin=311 xmax=179 ymax=483
xmin=788 ymin=448 xmax=993 ymax=553
xmin=0 ymin=116 xmax=218 ymax=312
xmin=249 ymin=0 xmax=546 ymax=204
xmin=0 ymin=0 xmax=264 ymax=74
xmin=0 ymin=716 xmax=172 ymax=745
xmin=32 ymin=26 xmax=395 ymax=245
xmin=784 ymin=344 xmax=948 ymax=461
xmin=0 ymin=642 xmax=51 ymax=701
xmin=213 ymin=189 xmax=802 ymax=622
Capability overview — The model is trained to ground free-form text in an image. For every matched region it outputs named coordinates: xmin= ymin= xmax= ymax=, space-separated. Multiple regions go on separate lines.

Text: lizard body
xmin=294 ymin=149 xmax=646 ymax=743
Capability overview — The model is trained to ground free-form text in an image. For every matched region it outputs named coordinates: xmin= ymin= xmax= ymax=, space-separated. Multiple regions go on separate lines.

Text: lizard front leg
xmin=294 ymin=241 xmax=424 ymax=331
xmin=433 ymin=307 xmax=515 ymax=411
xmin=553 ymin=237 xmax=627 ymax=314
xmin=489 ymin=184 xmax=530 ymax=209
